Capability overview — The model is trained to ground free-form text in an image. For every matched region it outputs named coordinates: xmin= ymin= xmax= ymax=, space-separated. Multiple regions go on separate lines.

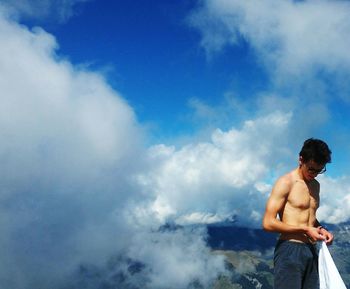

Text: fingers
xmin=306 ymin=227 xmax=320 ymax=241
xmin=316 ymin=227 xmax=326 ymax=240
xmin=321 ymin=230 xmax=334 ymax=245
xmin=306 ymin=227 xmax=333 ymax=243
xmin=319 ymin=227 xmax=334 ymax=244
xmin=318 ymin=233 xmax=326 ymax=241
xmin=326 ymin=233 xmax=334 ymax=245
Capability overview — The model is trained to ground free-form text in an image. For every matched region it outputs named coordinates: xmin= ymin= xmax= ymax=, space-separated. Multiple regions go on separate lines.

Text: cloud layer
xmin=0 ymin=9 xmax=227 ymax=289
xmin=318 ymin=175 xmax=350 ymax=224
xmin=2 ymin=2 xmax=350 ymax=289
xmin=187 ymin=0 xmax=350 ymax=224
xmin=138 ymin=112 xmax=293 ymax=227
xmin=190 ymin=0 xmax=350 ymax=83
xmin=0 ymin=9 xmax=150 ymax=288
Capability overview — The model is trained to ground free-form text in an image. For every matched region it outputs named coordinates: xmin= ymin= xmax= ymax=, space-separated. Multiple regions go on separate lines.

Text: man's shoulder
xmin=273 ymin=173 xmax=294 ymax=193
xmin=276 ymin=172 xmax=294 ymax=186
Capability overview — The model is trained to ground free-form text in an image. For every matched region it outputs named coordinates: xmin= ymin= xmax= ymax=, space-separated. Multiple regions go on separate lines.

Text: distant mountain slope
xmin=62 ymin=222 xmax=350 ymax=289
xmin=207 ymin=225 xmax=278 ymax=251
xmin=210 ymin=222 xmax=350 ymax=289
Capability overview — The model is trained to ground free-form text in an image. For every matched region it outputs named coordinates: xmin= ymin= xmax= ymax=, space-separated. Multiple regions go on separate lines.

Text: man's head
xmin=299 ymin=138 xmax=332 ymax=180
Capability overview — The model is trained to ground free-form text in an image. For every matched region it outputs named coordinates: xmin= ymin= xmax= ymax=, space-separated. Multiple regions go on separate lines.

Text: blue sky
xmin=22 ymin=0 xmax=269 ymax=140
xmin=2 ymin=1 xmax=350 ymax=288
xmin=15 ymin=0 xmax=349 ymax=171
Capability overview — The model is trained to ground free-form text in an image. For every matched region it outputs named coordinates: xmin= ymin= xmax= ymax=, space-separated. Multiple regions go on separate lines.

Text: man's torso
xmin=279 ymin=169 xmax=320 ymax=243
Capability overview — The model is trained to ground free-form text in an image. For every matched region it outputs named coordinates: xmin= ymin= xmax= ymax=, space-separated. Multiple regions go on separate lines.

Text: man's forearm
xmin=263 ymin=217 xmax=309 ymax=235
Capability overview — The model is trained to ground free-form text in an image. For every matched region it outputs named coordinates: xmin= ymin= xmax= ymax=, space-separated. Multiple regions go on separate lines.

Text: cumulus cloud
xmin=190 ymin=0 xmax=350 ymax=76
xmin=0 ymin=9 xmax=147 ymax=288
xmin=126 ymin=227 xmax=227 ymax=289
xmin=136 ymin=111 xmax=294 ymax=227
xmin=2 ymin=3 xmax=350 ymax=289
xmin=134 ymin=93 xmax=344 ymax=231
xmin=187 ymin=0 xmax=350 ymax=226
xmin=317 ymin=175 xmax=350 ymax=224
xmin=0 ymin=8 xmax=230 ymax=289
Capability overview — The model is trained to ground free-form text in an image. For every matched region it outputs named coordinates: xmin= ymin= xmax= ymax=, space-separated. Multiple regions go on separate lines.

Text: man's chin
xmin=306 ymin=175 xmax=316 ymax=181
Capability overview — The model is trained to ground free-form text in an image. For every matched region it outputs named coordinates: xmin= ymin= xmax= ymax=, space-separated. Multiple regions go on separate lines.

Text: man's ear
xmin=299 ymin=156 xmax=303 ymax=166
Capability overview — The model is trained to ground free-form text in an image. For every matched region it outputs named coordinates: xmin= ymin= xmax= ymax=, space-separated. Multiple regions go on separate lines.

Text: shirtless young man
xmin=263 ymin=138 xmax=333 ymax=289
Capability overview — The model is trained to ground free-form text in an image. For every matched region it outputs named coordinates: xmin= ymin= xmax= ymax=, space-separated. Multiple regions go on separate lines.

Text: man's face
xmin=300 ymin=159 xmax=326 ymax=181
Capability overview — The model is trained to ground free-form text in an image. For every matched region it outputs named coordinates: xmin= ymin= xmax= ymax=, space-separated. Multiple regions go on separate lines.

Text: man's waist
xmin=279 ymin=233 xmax=316 ymax=245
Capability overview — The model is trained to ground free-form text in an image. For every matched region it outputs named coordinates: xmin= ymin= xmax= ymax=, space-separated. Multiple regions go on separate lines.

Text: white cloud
xmin=0 ymin=10 xmax=229 ymax=289
xmin=126 ymin=227 xmax=227 ymax=289
xmin=0 ymin=9 xmax=148 ymax=288
xmin=1 ymin=0 xmax=89 ymax=23
xmin=175 ymin=212 xmax=232 ymax=225
xmin=2 ymin=4 xmax=350 ymax=289
xmin=317 ymin=175 xmax=350 ymax=224
xmin=136 ymin=111 xmax=294 ymax=227
xmin=189 ymin=0 xmax=350 ymax=90
xmin=133 ymin=101 xmax=346 ymax=230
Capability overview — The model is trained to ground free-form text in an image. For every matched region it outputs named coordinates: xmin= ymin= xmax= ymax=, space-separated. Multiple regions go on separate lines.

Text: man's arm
xmin=262 ymin=177 xmax=325 ymax=242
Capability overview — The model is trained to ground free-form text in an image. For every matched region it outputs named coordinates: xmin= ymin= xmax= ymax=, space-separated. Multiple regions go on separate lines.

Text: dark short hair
xmin=299 ymin=138 xmax=332 ymax=164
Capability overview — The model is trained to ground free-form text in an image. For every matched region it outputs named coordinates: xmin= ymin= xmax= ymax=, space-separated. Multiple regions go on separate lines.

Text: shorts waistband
xmin=276 ymin=239 xmax=317 ymax=249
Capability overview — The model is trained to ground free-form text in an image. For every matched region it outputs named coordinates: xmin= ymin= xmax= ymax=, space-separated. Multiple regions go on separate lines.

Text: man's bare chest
xmin=287 ymin=181 xmax=319 ymax=210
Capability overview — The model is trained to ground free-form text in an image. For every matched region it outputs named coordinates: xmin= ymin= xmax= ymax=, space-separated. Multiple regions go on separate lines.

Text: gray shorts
xmin=274 ymin=240 xmax=319 ymax=289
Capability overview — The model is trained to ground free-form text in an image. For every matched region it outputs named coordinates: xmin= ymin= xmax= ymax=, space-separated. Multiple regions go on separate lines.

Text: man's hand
xmin=320 ymin=227 xmax=334 ymax=245
xmin=306 ymin=226 xmax=326 ymax=242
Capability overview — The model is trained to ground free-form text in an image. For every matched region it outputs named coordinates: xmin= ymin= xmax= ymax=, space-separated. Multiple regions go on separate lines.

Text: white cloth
xmin=319 ymin=241 xmax=347 ymax=289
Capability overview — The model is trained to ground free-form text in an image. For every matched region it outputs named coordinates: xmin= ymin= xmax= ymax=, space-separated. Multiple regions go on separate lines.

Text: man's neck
xmin=296 ymin=167 xmax=312 ymax=184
